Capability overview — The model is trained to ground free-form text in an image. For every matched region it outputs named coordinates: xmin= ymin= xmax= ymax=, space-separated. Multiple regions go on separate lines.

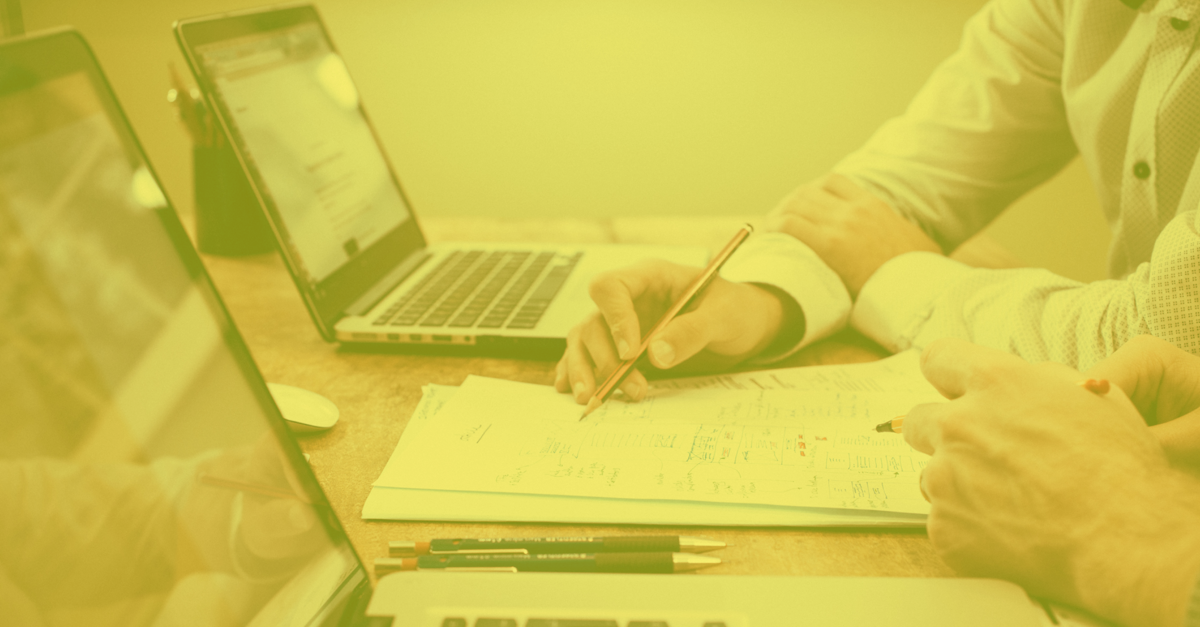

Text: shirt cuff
xmin=851 ymin=251 xmax=973 ymax=353
xmin=720 ymin=232 xmax=851 ymax=361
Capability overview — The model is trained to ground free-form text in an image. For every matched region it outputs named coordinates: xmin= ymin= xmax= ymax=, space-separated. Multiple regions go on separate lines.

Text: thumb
xmin=646 ymin=310 xmax=716 ymax=369
xmin=1150 ymin=406 xmax=1200 ymax=469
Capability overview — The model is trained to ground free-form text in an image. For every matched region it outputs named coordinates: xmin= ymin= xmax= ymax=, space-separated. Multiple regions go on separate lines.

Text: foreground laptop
xmin=173 ymin=4 xmax=706 ymax=358
xmin=0 ymin=27 xmax=1082 ymax=627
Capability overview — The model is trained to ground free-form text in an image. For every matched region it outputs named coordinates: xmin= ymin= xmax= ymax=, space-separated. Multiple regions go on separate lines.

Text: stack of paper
xmin=364 ymin=351 xmax=943 ymax=527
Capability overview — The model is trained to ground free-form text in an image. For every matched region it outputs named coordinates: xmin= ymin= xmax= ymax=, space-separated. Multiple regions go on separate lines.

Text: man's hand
xmin=555 ymin=259 xmax=798 ymax=404
xmin=765 ymin=174 xmax=941 ymax=297
xmin=1087 ymin=334 xmax=1200 ymax=470
xmin=904 ymin=338 xmax=1200 ymax=627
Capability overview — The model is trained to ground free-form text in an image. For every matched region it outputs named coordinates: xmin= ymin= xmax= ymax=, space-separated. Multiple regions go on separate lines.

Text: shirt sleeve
xmin=852 ymin=210 xmax=1200 ymax=369
xmin=834 ymin=0 xmax=1078 ymax=251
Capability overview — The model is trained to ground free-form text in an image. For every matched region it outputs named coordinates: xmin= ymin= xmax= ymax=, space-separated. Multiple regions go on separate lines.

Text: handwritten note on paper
xmin=373 ymin=376 xmax=940 ymax=514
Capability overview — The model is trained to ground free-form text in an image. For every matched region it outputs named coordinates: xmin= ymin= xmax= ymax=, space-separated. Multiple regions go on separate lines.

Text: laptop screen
xmin=179 ymin=6 xmax=428 ymax=338
xmin=0 ymin=30 xmax=366 ymax=627
xmin=194 ymin=21 xmax=411 ymax=284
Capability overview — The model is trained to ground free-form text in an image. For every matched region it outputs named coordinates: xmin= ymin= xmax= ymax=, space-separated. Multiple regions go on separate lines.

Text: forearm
xmin=835 ymin=0 xmax=1075 ymax=250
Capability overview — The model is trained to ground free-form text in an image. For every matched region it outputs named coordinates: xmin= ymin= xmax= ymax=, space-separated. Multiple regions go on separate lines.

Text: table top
xmin=198 ymin=216 xmax=1021 ymax=582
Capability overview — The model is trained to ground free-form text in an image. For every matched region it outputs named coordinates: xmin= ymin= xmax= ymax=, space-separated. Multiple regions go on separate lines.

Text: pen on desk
xmin=373 ymin=552 xmax=721 ymax=575
xmin=580 ymin=224 xmax=755 ymax=420
xmin=196 ymin=472 xmax=311 ymax=504
xmin=389 ymin=535 xmax=725 ymax=556
xmin=874 ymin=416 xmax=905 ymax=434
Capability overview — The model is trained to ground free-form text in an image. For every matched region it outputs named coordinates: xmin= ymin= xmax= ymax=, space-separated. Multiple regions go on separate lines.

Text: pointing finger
xmin=588 ymin=271 xmax=648 ymax=361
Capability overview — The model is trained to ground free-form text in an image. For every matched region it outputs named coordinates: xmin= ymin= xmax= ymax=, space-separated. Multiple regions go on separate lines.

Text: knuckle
xmin=965 ymin=360 xmax=1009 ymax=389
xmin=823 ymin=229 xmax=847 ymax=249
xmin=938 ymin=415 xmax=971 ymax=444
xmin=587 ymin=273 xmax=620 ymax=299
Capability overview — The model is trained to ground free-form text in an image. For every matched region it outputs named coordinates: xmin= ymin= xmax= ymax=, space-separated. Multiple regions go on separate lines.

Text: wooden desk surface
xmin=200 ymin=217 xmax=1015 ymax=581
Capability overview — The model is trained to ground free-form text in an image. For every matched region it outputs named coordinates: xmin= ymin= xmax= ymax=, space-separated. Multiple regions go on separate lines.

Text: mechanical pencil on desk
xmin=389 ymin=535 xmax=725 ymax=556
xmin=373 ymin=552 xmax=721 ymax=575
xmin=580 ymin=224 xmax=755 ymax=419
xmin=873 ymin=378 xmax=1113 ymax=434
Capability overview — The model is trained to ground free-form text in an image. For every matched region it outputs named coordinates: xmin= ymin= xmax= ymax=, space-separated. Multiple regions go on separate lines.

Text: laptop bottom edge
xmin=337 ymin=336 xmax=566 ymax=361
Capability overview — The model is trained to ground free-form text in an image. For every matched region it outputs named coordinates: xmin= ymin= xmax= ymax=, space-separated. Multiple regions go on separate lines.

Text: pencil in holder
xmin=193 ymin=140 xmax=275 ymax=256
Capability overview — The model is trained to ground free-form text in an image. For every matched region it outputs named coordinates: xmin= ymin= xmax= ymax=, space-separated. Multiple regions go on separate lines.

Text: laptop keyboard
xmin=372 ymin=249 xmax=583 ymax=331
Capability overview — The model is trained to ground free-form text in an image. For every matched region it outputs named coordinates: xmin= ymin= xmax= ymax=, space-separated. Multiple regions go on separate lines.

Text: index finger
xmin=588 ymin=267 xmax=651 ymax=361
xmin=919 ymin=338 xmax=1024 ymax=400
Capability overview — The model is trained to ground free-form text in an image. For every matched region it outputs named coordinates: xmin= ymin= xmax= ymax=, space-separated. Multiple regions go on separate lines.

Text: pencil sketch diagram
xmin=380 ymin=377 xmax=938 ymax=514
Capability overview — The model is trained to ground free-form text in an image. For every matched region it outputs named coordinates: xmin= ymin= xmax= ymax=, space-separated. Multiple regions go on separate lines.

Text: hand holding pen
xmin=557 ymin=225 xmax=802 ymax=411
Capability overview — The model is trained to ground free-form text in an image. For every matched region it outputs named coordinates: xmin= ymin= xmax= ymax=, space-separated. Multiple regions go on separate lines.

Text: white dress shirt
xmin=723 ymin=0 xmax=1200 ymax=373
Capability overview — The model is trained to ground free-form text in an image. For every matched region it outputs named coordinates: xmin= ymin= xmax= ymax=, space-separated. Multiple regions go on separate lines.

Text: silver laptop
xmin=173 ymin=5 xmax=705 ymax=357
xmin=0 ymin=26 xmax=1086 ymax=627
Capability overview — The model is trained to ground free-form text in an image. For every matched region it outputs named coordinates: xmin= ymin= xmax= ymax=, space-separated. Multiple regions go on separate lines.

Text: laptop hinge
xmin=344 ymin=250 xmax=432 ymax=317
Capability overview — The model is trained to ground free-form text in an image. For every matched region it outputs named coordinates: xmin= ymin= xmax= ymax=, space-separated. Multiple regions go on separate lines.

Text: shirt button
xmin=1133 ymin=160 xmax=1152 ymax=179
xmin=1171 ymin=18 xmax=1190 ymax=30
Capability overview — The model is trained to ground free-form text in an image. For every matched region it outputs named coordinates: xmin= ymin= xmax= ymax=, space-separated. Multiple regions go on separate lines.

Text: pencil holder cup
xmin=193 ymin=142 xmax=275 ymax=256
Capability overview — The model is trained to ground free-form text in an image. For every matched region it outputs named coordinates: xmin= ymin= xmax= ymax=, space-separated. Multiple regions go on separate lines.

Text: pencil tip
xmin=578 ymin=397 xmax=601 ymax=421
xmin=874 ymin=420 xmax=893 ymax=433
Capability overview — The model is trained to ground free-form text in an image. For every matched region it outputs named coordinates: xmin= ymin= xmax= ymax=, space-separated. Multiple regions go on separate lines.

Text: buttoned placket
xmin=1119 ymin=3 xmax=1199 ymax=268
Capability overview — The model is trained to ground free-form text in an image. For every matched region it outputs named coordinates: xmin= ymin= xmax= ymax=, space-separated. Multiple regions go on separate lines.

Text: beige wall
xmin=24 ymin=0 xmax=1110 ymax=281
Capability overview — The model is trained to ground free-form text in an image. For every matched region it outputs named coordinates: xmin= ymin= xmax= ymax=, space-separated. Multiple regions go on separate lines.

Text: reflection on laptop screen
xmin=195 ymin=22 xmax=412 ymax=286
xmin=0 ymin=34 xmax=363 ymax=627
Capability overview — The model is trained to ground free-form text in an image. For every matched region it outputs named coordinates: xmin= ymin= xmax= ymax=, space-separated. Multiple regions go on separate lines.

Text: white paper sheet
xmin=374 ymin=379 xmax=938 ymax=514
xmin=364 ymin=385 xmax=924 ymax=525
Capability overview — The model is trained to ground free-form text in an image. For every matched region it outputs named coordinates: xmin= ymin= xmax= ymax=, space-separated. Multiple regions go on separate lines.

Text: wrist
xmin=1074 ymin=470 xmax=1200 ymax=627
xmin=745 ymin=283 xmax=805 ymax=360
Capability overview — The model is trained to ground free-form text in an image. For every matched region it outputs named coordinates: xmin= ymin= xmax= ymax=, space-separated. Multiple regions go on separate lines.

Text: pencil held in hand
xmin=580 ymin=224 xmax=755 ymax=419
xmin=873 ymin=418 xmax=902 ymax=432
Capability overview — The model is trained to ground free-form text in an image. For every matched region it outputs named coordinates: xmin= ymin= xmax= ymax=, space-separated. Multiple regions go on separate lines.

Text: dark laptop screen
xmin=0 ymin=30 xmax=365 ymax=627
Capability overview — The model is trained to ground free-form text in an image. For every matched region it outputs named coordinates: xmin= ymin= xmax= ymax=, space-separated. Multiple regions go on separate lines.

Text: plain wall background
xmin=22 ymin=0 xmax=1111 ymax=281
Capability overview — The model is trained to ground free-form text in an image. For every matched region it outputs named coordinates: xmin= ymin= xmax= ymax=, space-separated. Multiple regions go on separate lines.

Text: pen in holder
xmin=193 ymin=139 xmax=275 ymax=256
xmin=169 ymin=64 xmax=274 ymax=256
